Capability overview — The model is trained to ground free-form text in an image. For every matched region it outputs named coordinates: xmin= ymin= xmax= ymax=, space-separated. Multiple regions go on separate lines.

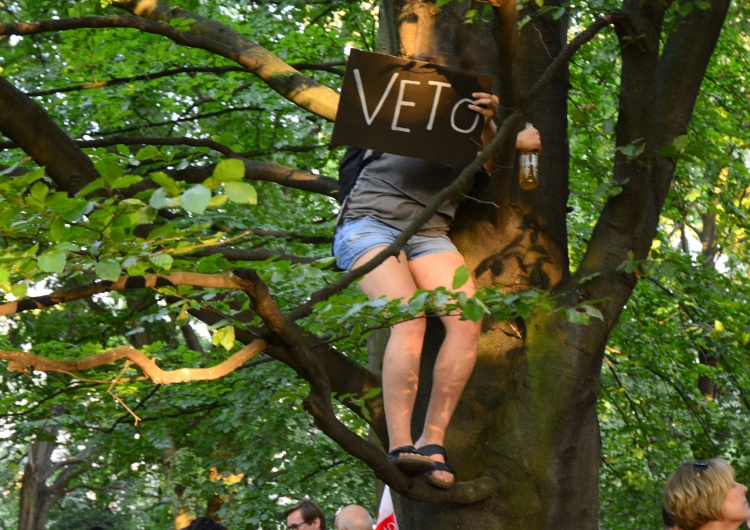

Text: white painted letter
xmin=451 ymin=98 xmax=482 ymax=133
xmin=426 ymin=80 xmax=451 ymax=130
xmin=391 ymin=79 xmax=420 ymax=132
xmin=354 ymin=69 xmax=400 ymax=125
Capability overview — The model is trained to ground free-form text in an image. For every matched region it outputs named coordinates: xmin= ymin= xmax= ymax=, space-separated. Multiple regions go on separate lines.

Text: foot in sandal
xmin=418 ymin=444 xmax=455 ymax=489
xmin=387 ymin=445 xmax=436 ymax=476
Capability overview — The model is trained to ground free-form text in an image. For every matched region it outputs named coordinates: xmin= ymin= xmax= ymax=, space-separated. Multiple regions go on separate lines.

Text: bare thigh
xmin=352 ymin=247 xmax=419 ymax=302
xmin=407 ymin=251 xmax=476 ymax=297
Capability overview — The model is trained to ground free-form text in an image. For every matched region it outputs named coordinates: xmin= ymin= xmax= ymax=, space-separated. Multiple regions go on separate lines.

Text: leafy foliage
xmin=0 ymin=0 xmax=748 ymax=529
xmin=566 ymin=2 xmax=750 ymax=527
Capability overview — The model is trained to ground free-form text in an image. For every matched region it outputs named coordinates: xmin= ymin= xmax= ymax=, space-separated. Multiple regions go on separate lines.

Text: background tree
xmin=0 ymin=0 xmax=748 ymax=529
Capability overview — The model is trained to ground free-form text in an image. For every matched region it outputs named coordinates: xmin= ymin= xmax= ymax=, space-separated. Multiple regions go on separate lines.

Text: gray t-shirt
xmin=342 ymin=152 xmax=461 ymax=236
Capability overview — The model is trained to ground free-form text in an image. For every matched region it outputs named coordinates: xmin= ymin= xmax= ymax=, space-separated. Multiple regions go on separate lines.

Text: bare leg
xmin=409 ymin=252 xmax=481 ymax=486
xmin=352 ymin=248 xmax=425 ymax=453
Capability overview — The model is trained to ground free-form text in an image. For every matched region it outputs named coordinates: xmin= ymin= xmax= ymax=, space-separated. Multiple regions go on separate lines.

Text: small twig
xmin=107 ymin=361 xmax=142 ymax=426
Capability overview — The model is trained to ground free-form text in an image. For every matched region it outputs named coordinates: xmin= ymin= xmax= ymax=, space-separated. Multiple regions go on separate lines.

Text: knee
xmin=390 ymin=317 xmax=427 ymax=340
xmin=445 ymin=317 xmax=482 ymax=344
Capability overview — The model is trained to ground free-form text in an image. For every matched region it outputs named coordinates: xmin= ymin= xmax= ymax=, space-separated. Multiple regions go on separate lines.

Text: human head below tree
xmin=663 ymin=457 xmax=750 ymax=530
xmin=180 ymin=516 xmax=227 ymax=530
xmin=284 ymin=499 xmax=327 ymax=530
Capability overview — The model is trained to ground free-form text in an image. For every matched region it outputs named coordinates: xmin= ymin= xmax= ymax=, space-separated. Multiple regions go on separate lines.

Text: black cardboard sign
xmin=331 ymin=49 xmax=493 ymax=166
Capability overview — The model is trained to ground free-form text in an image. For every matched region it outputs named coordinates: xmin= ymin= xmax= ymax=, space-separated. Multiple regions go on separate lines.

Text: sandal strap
xmin=418 ymin=444 xmax=447 ymax=458
xmin=431 ymin=461 xmax=455 ymax=474
xmin=388 ymin=445 xmax=419 ymax=458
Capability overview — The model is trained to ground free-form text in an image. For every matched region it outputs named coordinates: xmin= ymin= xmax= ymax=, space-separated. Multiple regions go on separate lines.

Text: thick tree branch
xmin=93 ymin=106 xmax=266 ymax=137
xmin=22 ymin=61 xmax=344 ymax=98
xmin=0 ymin=77 xmax=99 ymax=196
xmin=46 ymin=446 xmax=104 ymax=512
xmin=110 ymin=0 xmax=343 ymax=119
xmin=26 ymin=65 xmax=250 ymax=96
xmin=0 ymin=272 xmax=250 ymax=316
xmin=84 ymin=135 xmax=241 ymax=158
xmin=1 ymin=341 xmax=267 ymax=384
xmin=133 ymin=157 xmax=339 ymax=198
xmin=0 ymin=139 xmax=338 ymax=198
xmin=573 ymin=0 xmax=730 ymax=330
xmin=0 ymin=13 xmax=340 ymax=120
xmin=0 ymin=271 xmax=375 ymax=425
xmin=185 ymin=247 xmax=324 ymax=266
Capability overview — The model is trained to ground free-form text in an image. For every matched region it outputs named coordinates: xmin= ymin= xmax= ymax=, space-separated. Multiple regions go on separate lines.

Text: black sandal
xmin=387 ymin=445 xmax=436 ymax=476
xmin=419 ymin=444 xmax=456 ymax=489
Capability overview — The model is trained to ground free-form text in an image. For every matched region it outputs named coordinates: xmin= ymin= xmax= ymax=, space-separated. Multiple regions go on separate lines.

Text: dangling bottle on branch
xmin=518 ymin=122 xmax=539 ymax=190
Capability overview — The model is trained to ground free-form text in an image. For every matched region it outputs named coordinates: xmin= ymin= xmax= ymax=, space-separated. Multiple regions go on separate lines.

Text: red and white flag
xmin=375 ymin=485 xmax=399 ymax=530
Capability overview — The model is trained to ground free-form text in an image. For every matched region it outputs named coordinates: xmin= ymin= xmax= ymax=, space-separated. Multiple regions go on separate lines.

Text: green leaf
xmin=135 ymin=145 xmax=165 ymax=161
xmin=580 ymin=303 xmax=604 ymax=321
xmin=95 ymin=260 xmax=121 ymax=281
xmin=75 ymin=178 xmax=105 ymax=198
xmin=181 ymin=185 xmax=212 ymax=214
xmin=149 ymin=253 xmax=174 ymax=270
xmin=565 ymin=307 xmax=590 ymax=325
xmin=462 ymin=297 xmax=488 ymax=322
xmin=149 ymin=187 xmax=176 ymax=210
xmin=176 ymin=302 xmax=190 ymax=326
xmin=224 ymin=181 xmax=258 ymax=205
xmin=47 ymin=195 xmax=94 ymax=222
xmin=212 ymin=159 xmax=246 ymax=182
xmin=552 ymin=6 xmax=566 ymax=19
xmin=29 ymin=181 xmax=49 ymax=204
xmin=11 ymin=282 xmax=27 ymax=298
xmin=617 ymin=141 xmax=645 ymax=158
xmin=49 ymin=218 xmax=67 ymax=243
xmin=208 ymin=194 xmax=229 ymax=208
xmin=17 ymin=166 xmax=46 ymax=189
xmin=112 ymin=175 xmax=143 ymax=189
xmin=672 ymin=134 xmax=688 ymax=151
xmin=95 ymin=157 xmax=123 ymax=183
xmin=452 ymin=265 xmax=470 ymax=289
xmin=150 ymin=172 xmax=182 ymax=194
xmin=38 ymin=249 xmax=67 ymax=273
xmin=170 ymin=17 xmax=196 ymax=30
xmin=220 ymin=325 xmax=235 ymax=350
xmin=577 ymin=272 xmax=601 ymax=284
xmin=212 ymin=325 xmax=235 ymax=350
xmin=109 ymin=226 xmax=128 ymax=243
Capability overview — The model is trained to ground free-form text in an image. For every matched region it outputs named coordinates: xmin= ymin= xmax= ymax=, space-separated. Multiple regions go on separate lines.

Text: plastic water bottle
xmin=518 ymin=122 xmax=539 ymax=190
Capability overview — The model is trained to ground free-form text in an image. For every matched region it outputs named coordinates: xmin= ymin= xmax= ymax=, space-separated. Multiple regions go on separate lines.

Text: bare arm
xmin=469 ymin=92 xmax=542 ymax=171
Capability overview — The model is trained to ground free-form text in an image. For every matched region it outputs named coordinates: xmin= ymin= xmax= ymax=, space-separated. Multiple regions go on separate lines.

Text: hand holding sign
xmin=331 ymin=49 xmax=493 ymax=166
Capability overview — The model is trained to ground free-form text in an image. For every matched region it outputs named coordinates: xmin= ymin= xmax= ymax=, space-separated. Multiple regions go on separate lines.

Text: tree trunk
xmin=17 ymin=404 xmax=99 ymax=530
xmin=18 ymin=420 xmax=60 ymax=530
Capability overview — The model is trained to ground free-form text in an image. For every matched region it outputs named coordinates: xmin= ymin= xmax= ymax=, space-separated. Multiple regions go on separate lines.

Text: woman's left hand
xmin=469 ymin=92 xmax=499 ymax=122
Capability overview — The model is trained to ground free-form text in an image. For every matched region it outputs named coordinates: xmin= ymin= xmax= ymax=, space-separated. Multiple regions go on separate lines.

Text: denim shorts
xmin=333 ymin=217 xmax=459 ymax=271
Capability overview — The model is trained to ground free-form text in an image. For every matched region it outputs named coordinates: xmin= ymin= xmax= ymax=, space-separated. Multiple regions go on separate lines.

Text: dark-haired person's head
xmin=284 ymin=499 xmax=326 ymax=530
xmin=663 ymin=457 xmax=749 ymax=530
xmin=181 ymin=516 xmax=227 ymax=530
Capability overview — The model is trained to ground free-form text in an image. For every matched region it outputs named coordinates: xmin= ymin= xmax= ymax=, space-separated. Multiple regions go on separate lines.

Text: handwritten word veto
xmin=353 ymin=69 xmax=482 ymax=135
